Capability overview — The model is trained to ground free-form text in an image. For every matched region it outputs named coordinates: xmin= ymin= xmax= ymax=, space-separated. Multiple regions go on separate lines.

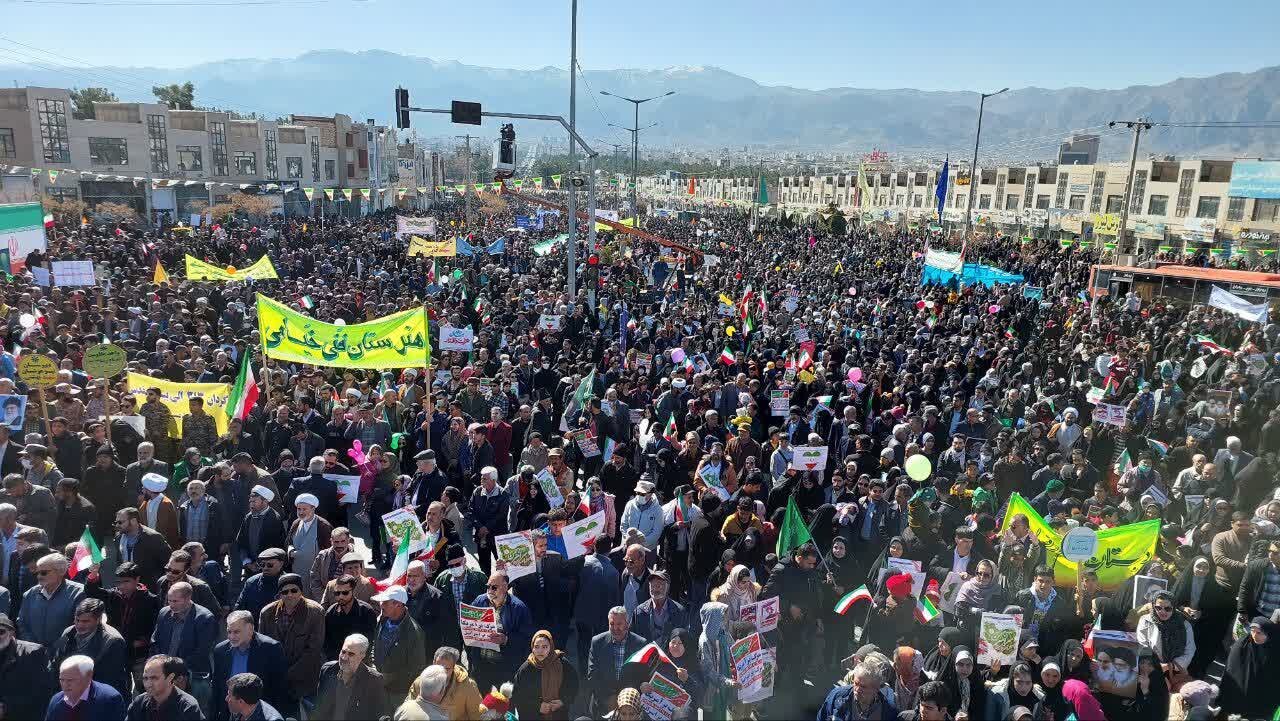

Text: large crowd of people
xmin=0 ymin=187 xmax=1277 ymax=721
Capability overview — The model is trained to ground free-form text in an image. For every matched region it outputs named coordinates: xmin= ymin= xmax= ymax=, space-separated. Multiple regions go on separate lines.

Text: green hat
xmin=1046 ymin=479 xmax=1066 ymax=493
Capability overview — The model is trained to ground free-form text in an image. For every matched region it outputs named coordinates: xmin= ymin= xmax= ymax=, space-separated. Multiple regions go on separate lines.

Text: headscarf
xmin=923 ymin=627 xmax=962 ymax=684
xmin=1005 ymin=662 xmax=1039 ymax=709
xmin=894 ymin=646 xmax=924 ymax=708
xmin=807 ymin=503 xmax=838 ymax=550
xmin=527 ymin=629 xmax=564 ymax=704
xmin=948 ymin=646 xmax=986 ymax=717
xmin=1222 ymin=617 xmax=1280 ymax=717
xmin=955 ymin=567 xmax=997 ymax=612
xmin=1061 ymin=679 xmax=1106 ymax=721
xmin=1150 ymin=591 xmax=1189 ymax=664
xmin=698 ymin=602 xmax=733 ymax=680
xmin=719 ymin=565 xmax=758 ymax=621
xmin=1054 ymin=639 xmax=1091 ymax=684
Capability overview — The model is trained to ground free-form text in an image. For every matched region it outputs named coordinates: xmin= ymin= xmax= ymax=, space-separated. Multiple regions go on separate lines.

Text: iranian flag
xmin=719 ymin=346 xmax=735 ymax=365
xmin=662 ymin=415 xmax=679 ymax=443
xmin=1114 ymin=448 xmax=1133 ymax=476
xmin=834 ymin=585 xmax=873 ymax=615
xmin=915 ymin=596 xmax=940 ymax=624
xmin=744 ymin=314 xmax=756 ymax=334
xmin=69 ymin=527 xmax=103 ymax=578
xmin=299 ymin=295 xmax=315 ymax=310
xmin=796 ymin=349 xmax=813 ymax=370
xmin=1194 ymin=335 xmax=1228 ymax=354
xmin=625 ymin=641 xmax=673 ymax=666
xmin=373 ymin=533 xmax=411 ymax=591
xmin=43 ymin=213 xmax=54 ymax=228
xmin=427 ymin=258 xmax=438 ymax=284
xmin=226 ymin=354 xmax=259 ymax=422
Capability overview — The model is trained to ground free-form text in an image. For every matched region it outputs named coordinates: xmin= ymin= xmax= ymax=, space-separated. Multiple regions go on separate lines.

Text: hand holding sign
xmin=790 ymin=446 xmax=828 ymax=472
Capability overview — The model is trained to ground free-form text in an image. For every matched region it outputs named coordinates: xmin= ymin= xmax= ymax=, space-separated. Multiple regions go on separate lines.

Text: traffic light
xmin=451 ymin=100 xmax=482 ymax=125
xmin=498 ymin=123 xmax=515 ymax=165
xmin=394 ymin=87 xmax=410 ymax=129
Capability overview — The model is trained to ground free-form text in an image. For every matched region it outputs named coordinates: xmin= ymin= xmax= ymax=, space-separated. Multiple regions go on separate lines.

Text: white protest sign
xmin=380 ymin=507 xmax=427 ymax=555
xmin=537 ymin=313 xmax=563 ymax=331
xmin=51 ymin=260 xmax=96 ymax=287
xmin=770 ymin=389 xmax=791 ymax=416
xmin=731 ymin=633 xmax=774 ymax=704
xmin=439 ymin=325 xmax=475 ymax=351
xmin=495 ymin=531 xmax=536 ymax=581
xmin=739 ymin=596 xmax=781 ymax=633
xmin=790 ymin=445 xmax=828 ymax=472
xmin=639 ymin=671 xmax=691 ymax=721
xmin=562 ymin=510 xmax=606 ymax=559
xmin=1092 ymin=402 xmax=1127 ymax=427
xmin=324 ymin=474 xmax=361 ymax=504
xmin=534 ymin=468 xmax=564 ymax=509
xmin=977 ymin=612 xmax=1023 ymax=666
xmin=459 ymin=603 xmax=500 ymax=651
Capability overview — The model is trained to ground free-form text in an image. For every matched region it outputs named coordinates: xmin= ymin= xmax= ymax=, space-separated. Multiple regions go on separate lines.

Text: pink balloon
xmin=848 ymin=367 xmax=863 ymax=383
xmin=671 ymin=348 xmax=686 ymax=363
xmin=988 ymin=304 xmax=1001 ymax=314
xmin=915 ymin=300 xmax=926 ymax=310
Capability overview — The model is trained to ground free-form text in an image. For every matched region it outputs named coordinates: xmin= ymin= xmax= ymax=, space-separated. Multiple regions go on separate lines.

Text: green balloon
xmin=905 ymin=454 xmax=932 ymax=482
xmin=451 ymin=269 xmax=463 ymax=280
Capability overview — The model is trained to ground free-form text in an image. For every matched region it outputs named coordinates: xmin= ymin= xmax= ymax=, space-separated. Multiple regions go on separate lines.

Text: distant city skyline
xmin=3 ymin=0 xmax=1280 ymax=92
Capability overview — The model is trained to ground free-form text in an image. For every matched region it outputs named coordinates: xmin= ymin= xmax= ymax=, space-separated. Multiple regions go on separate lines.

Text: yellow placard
xmin=1000 ymin=492 xmax=1158 ymax=589
xmin=407 ymin=235 xmax=456 ymax=258
xmin=185 ymin=255 xmax=279 ymax=281
xmin=126 ymin=372 xmax=230 ymax=438
xmin=256 ymin=293 xmax=430 ymax=368
xmin=1092 ymin=213 xmax=1121 ymax=236
xmin=18 ymin=355 xmax=58 ymax=388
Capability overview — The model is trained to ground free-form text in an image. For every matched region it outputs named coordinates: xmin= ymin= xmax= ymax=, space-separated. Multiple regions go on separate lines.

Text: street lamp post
xmin=963 ymin=87 xmax=1008 ymax=240
xmin=600 ymin=89 xmax=674 ymax=222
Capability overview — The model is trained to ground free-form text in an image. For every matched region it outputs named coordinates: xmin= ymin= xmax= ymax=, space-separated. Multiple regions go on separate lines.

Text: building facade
xmin=640 ymin=158 xmax=1280 ymax=255
xmin=0 ymin=86 xmax=434 ymax=219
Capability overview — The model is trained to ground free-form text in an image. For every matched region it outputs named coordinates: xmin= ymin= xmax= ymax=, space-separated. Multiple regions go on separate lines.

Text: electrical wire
xmin=573 ymin=60 xmax=631 ymax=148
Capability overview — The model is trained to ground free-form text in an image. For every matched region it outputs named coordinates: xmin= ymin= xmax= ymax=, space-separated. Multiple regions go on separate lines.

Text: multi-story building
xmin=640 ymin=157 xmax=1280 ymax=255
xmin=0 ymin=86 xmax=434 ymax=219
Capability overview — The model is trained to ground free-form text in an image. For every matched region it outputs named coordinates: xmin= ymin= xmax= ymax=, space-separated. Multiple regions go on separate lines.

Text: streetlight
xmin=963 ymin=86 xmax=1008 ymax=240
xmin=601 ymin=89 xmax=675 ymax=221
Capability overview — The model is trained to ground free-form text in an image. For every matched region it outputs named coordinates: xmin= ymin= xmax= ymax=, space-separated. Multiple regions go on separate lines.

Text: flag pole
xmin=422 ymin=302 xmax=432 ymax=451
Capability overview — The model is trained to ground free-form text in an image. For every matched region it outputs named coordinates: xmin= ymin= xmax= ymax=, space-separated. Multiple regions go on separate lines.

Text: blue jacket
xmin=572 ymin=552 xmax=620 ymax=630
xmin=469 ymin=592 xmax=533 ymax=669
xmin=816 ymin=685 xmax=898 ymax=721
xmin=211 ymin=633 xmax=288 ymax=721
xmin=150 ymin=603 xmax=217 ymax=674
xmin=44 ymin=680 xmax=126 ymax=721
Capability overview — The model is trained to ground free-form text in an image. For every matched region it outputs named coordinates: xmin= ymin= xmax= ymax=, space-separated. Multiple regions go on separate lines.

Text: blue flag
xmin=935 ymin=158 xmax=949 ymax=218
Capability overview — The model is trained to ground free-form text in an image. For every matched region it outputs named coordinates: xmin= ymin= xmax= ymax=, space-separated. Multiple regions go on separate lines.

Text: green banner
xmin=256 ymin=293 xmax=430 ymax=368
xmin=1000 ymin=493 xmax=1158 ymax=589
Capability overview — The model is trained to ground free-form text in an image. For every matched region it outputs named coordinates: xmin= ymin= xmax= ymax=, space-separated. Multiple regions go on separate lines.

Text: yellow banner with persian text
xmin=256 ymin=293 xmax=430 ymax=368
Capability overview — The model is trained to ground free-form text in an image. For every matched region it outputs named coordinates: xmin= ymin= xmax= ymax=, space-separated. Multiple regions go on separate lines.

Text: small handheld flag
xmin=69 ymin=527 xmax=103 ymax=578
xmin=915 ymin=595 xmax=940 ymax=624
xmin=834 ymin=585 xmax=873 ymax=615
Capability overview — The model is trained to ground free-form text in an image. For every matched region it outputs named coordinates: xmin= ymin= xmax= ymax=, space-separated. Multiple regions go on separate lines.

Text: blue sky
xmin=3 ymin=0 xmax=1279 ymax=91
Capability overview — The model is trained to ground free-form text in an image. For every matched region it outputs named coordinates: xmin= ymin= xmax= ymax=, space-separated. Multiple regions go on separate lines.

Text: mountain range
xmin=4 ymin=50 xmax=1279 ymax=160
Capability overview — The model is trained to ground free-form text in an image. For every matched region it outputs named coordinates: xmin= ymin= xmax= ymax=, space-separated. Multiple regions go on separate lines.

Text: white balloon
xmin=333 ymin=318 xmax=347 ymax=326
xmin=18 ymin=313 xmax=35 ymax=329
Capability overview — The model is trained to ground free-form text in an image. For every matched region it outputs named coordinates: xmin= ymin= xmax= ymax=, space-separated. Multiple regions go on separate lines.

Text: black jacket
xmin=1238 ymin=557 xmax=1278 ymax=621
xmin=0 ymin=638 xmax=55 ymax=721
xmin=211 ymin=633 xmax=289 ymax=721
xmin=124 ymin=686 xmax=204 ymax=720
xmin=234 ymin=507 xmax=287 ymax=568
xmin=49 ymin=624 xmax=131 ymax=698
xmin=687 ymin=513 xmax=723 ymax=579
xmin=313 ymin=660 xmax=387 ymax=721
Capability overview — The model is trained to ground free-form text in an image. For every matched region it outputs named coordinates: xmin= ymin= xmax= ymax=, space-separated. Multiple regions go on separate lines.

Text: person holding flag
xmin=760 ymin=526 xmax=825 ymax=710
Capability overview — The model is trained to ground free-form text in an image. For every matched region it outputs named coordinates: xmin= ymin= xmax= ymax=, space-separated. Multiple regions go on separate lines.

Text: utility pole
xmin=964 ymin=87 xmax=1009 ymax=242
xmin=567 ymin=0 xmax=579 ymax=300
xmin=601 ymin=89 xmax=676 ymax=223
xmin=455 ymin=134 xmax=479 ymax=230
xmin=1111 ymin=117 xmax=1152 ymax=256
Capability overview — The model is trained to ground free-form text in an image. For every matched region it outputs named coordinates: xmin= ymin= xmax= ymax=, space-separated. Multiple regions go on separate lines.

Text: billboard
xmin=0 ymin=202 xmax=48 ymax=273
xmin=1228 ymin=161 xmax=1280 ymax=199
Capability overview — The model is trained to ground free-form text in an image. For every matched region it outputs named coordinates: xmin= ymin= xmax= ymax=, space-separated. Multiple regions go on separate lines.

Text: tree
xmin=152 ymin=82 xmax=195 ymax=110
xmin=69 ymin=87 xmax=117 ymax=120
xmin=823 ymin=203 xmax=847 ymax=236
xmin=208 ymin=192 xmax=273 ymax=221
